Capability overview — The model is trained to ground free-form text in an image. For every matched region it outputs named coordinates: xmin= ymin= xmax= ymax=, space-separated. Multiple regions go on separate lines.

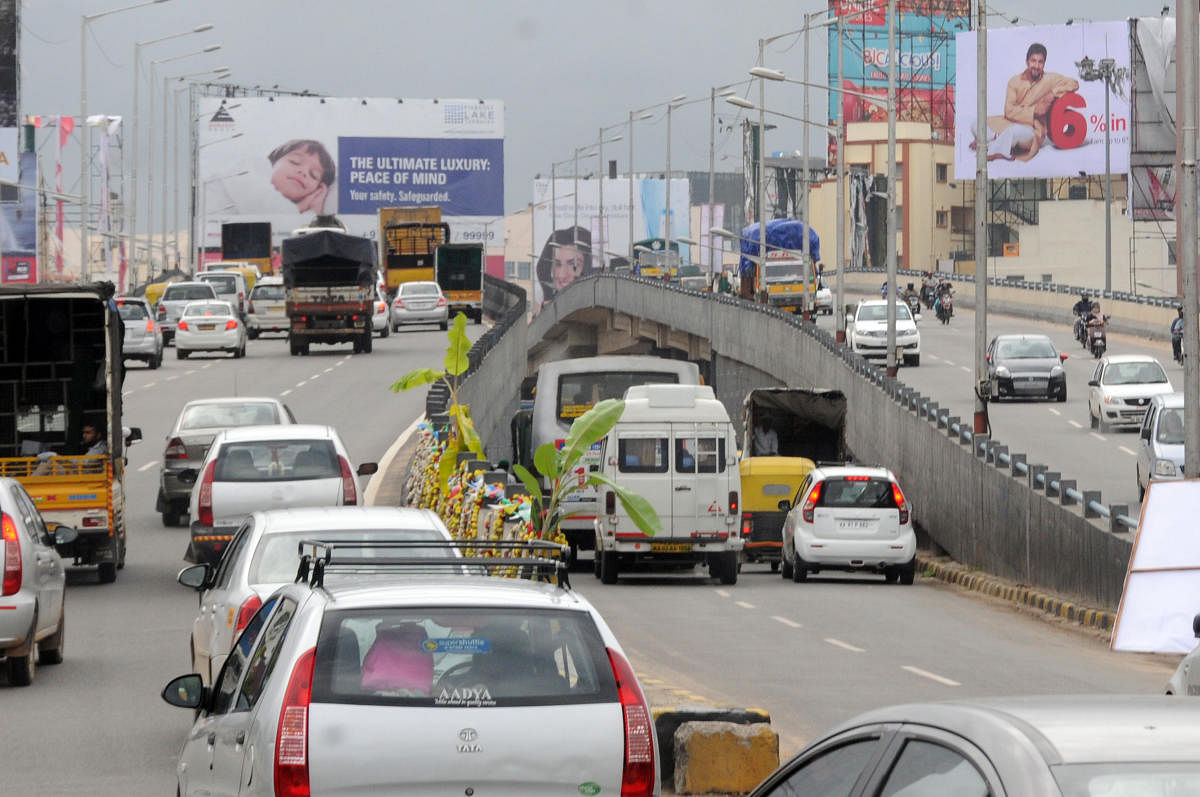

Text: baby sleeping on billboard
xmin=955 ymin=21 xmax=1131 ymax=180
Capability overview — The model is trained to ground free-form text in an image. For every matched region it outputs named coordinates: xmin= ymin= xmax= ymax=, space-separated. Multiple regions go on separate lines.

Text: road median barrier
xmin=653 ymin=706 xmax=773 ymax=793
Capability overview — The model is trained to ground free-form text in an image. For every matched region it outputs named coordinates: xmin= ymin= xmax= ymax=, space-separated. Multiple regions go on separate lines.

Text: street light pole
xmin=757 ymin=37 xmax=768 ymax=301
xmin=885 ymin=0 xmax=898 ymax=378
xmin=1103 ymin=59 xmax=1113 ymax=294
xmin=1178 ymin=0 xmax=1200 ymax=478
xmin=836 ymin=12 xmax=846 ymax=342
xmin=664 ymin=98 xmax=685 ymax=253
xmin=974 ymin=0 xmax=990 ymax=434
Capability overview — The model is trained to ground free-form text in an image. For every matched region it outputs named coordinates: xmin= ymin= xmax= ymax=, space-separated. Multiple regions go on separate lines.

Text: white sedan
xmin=1087 ymin=354 xmax=1174 ymax=432
xmin=848 ymin=299 xmax=921 ymax=366
xmin=175 ymin=300 xmax=247 ymax=359
xmin=371 ymin=288 xmax=391 ymax=338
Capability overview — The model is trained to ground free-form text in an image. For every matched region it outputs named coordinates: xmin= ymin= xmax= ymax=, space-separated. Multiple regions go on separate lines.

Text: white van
xmin=528 ymin=356 xmax=702 ymax=562
xmin=196 ymin=270 xmax=249 ymax=320
xmin=593 ymin=384 xmax=742 ymax=585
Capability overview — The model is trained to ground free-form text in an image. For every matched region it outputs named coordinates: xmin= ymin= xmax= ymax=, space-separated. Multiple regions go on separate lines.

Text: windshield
xmin=183 ymin=303 xmax=233 ymax=318
xmin=249 ymin=529 xmax=449 ymax=584
xmin=857 ymin=304 xmax=912 ymax=322
xmin=764 ymin=262 xmax=809 ymax=282
xmin=1053 ymin=762 xmax=1200 ymax=796
xmin=996 ymin=339 xmax=1057 ymax=359
xmin=201 ymin=275 xmax=238 ymax=293
xmin=556 ymin=371 xmax=679 ymax=422
xmin=164 ymin=285 xmax=216 ymax=301
xmin=215 ymin=439 xmax=339 ymax=482
xmin=118 ymin=303 xmax=147 ymax=321
xmin=1103 ymin=362 xmax=1168 ymax=385
xmin=251 ymin=285 xmax=284 ymax=301
xmin=1157 ymin=408 xmax=1185 ymax=444
xmin=179 ymin=402 xmax=281 ymax=430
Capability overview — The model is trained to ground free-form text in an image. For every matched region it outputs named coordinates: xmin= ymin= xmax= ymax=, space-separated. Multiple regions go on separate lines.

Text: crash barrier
xmin=652 ymin=707 xmax=773 ymax=790
xmin=673 ymin=721 xmax=779 ymax=795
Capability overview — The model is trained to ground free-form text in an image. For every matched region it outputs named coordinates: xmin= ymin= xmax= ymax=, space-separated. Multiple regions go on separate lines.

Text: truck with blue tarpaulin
xmin=739 ymin=220 xmax=821 ymax=312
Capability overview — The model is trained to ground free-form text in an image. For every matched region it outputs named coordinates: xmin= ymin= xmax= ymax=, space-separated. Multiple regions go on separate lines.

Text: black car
xmin=986 ymin=334 xmax=1068 ymax=402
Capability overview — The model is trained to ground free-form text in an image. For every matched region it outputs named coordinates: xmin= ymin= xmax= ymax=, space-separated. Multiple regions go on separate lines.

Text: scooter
xmin=1087 ymin=317 xmax=1108 ymax=359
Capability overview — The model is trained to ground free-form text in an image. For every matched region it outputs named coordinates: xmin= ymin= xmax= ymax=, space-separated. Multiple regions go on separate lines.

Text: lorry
xmin=434 ymin=242 xmax=485 ymax=324
xmin=378 ymin=206 xmax=450 ymax=291
xmin=0 ymin=284 xmax=142 ymax=583
xmin=739 ymin=219 xmax=821 ymax=313
xmin=282 ymin=225 xmax=378 ymax=356
xmin=631 ymin=238 xmax=680 ymax=279
xmin=739 ymin=387 xmax=848 ymax=570
xmin=220 ymin=222 xmax=273 ymax=276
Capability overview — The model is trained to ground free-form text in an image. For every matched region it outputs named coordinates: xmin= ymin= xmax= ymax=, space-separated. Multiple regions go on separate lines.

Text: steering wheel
xmin=434 ymin=661 xmax=476 ymax=692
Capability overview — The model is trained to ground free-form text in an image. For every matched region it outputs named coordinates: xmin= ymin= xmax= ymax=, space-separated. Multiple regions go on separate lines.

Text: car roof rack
xmin=293 ymin=538 xmax=572 ymax=590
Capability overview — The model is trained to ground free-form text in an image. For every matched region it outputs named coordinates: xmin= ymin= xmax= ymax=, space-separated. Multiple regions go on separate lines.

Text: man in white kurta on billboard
xmin=971 ymin=42 xmax=1079 ymax=162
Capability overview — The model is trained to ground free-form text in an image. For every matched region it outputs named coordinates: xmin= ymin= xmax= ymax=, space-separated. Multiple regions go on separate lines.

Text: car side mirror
xmin=126 ymin=427 xmax=143 ymax=445
xmin=777 ymin=499 xmax=791 ymax=512
xmin=1060 ymin=353 xmax=1069 ymax=362
xmin=1141 ymin=426 xmax=1152 ymax=441
xmin=176 ymin=468 xmax=199 ymax=486
xmin=1087 ymin=379 xmax=1099 ymax=387
xmin=161 ymin=674 xmax=207 ymax=710
xmin=913 ymin=313 xmax=922 ymax=322
xmin=44 ymin=522 xmax=78 ymax=547
xmin=357 ymin=462 xmax=379 ymax=476
xmin=177 ymin=563 xmax=212 ymax=591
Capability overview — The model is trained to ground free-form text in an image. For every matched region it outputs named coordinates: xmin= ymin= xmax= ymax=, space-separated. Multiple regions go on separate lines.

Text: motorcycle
xmin=905 ymin=294 xmax=921 ymax=319
xmin=1087 ymin=316 xmax=1108 ymax=359
xmin=920 ymin=282 xmax=936 ymax=310
xmin=935 ymin=293 xmax=954 ymax=325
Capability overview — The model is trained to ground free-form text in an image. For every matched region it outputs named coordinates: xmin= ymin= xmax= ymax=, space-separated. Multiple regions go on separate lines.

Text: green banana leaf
xmin=559 ymin=399 xmax=624 ymax=468
xmin=511 ymin=464 xmax=544 ymax=508
xmin=451 ymin=404 xmax=484 ymax=455
xmin=444 ymin=313 xmax=471 ymax=376
xmin=588 ymin=472 xmax=661 ymax=537
xmin=533 ymin=442 xmax=559 ymax=481
xmin=390 ymin=368 xmax=446 ymax=393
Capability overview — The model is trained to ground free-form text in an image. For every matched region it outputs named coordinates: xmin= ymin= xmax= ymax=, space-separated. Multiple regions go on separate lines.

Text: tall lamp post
xmin=199 ymin=168 xmax=248 ymax=264
xmin=165 ymin=67 xmax=229 ymax=267
xmin=663 ymin=96 xmax=687 ymax=257
xmin=595 ymin=125 xmax=624 ymax=270
xmin=707 ymin=81 xmax=743 ymax=272
xmin=627 ymin=96 xmax=684 ymax=261
xmin=81 ymin=0 xmax=172 ymax=280
xmin=1076 ymin=54 xmax=1124 ymax=294
xmin=130 ymin=23 xmax=212 ymax=278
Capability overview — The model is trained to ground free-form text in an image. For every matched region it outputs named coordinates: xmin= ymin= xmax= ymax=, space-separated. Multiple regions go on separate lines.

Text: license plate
xmin=651 ymin=542 xmax=692 ymax=553
xmin=837 ymin=519 xmax=872 ymax=530
xmin=268 ymin=305 xmax=283 ymax=313
xmin=198 ymin=324 xmax=215 ymax=331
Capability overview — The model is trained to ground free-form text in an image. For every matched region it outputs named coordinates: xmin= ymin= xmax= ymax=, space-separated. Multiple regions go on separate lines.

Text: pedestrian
xmin=1172 ymin=306 xmax=1185 ymax=364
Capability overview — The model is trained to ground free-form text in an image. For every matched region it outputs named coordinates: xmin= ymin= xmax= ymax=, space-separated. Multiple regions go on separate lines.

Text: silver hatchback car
xmin=162 ymin=542 xmax=659 ymax=796
xmin=0 ymin=477 xmax=76 ymax=686
xmin=176 ymin=506 xmax=454 ymax=685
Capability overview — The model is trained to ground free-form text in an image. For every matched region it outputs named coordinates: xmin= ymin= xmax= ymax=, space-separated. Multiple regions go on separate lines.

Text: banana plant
xmin=389 ymin=312 xmax=483 ymax=491
xmin=511 ymin=398 xmax=661 ymax=540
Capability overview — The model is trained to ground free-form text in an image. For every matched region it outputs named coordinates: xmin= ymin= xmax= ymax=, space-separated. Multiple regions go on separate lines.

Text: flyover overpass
xmin=449 ymin=271 xmax=1181 ymax=612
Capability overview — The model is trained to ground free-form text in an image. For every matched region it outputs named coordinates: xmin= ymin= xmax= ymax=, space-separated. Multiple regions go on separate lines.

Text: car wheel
xmin=247 ymin=329 xmax=259 ymax=340
xmin=238 ymin=342 xmax=246 ymax=358
xmin=39 ymin=606 xmax=65 ymax=665
xmin=1098 ymin=416 xmax=1110 ymax=433
xmin=884 ymin=567 xmax=899 ymax=583
xmin=176 ymin=348 xmax=188 ymax=360
xmin=392 ymin=324 xmax=400 ymax=333
xmin=898 ymin=559 xmax=916 ymax=585
xmin=439 ymin=320 xmax=449 ymax=331
xmin=149 ymin=354 xmax=161 ymax=370
xmin=162 ymin=508 xmax=181 ymax=527
xmin=791 ymin=552 xmax=810 ymax=582
xmin=6 ymin=615 xmax=36 ymax=686
xmin=717 ymin=551 xmax=739 ymax=585
xmin=599 ymin=550 xmax=619 ymax=584
xmin=98 ymin=562 xmax=117 ymax=584
xmin=1057 ymin=387 xmax=1067 ymax=403
xmin=780 ymin=553 xmax=793 ymax=579
xmin=770 ymin=560 xmax=780 ymax=573
xmin=1090 ymin=409 xmax=1098 ymax=429
xmin=381 ymin=324 xmax=390 ymax=339
xmin=1139 ymin=480 xmax=1146 ymax=502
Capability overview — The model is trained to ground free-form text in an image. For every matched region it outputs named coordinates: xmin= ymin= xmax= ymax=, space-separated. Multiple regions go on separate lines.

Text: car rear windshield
xmin=249 ymin=530 xmax=449 ymax=584
xmin=118 ymin=303 xmax=147 ymax=321
xmin=312 ymin=607 xmax=618 ymax=707
xmin=818 ymin=476 xmax=897 ymax=509
xmin=214 ymin=439 xmax=339 ymax=482
xmin=183 ymin=303 xmax=232 ymax=317
xmin=400 ymin=283 xmax=439 ymax=297
xmin=251 ymin=285 xmax=284 ymax=301
xmin=201 ymin=275 xmax=237 ymax=292
xmin=180 ymin=402 xmax=280 ymax=430
xmin=557 ymin=371 xmax=679 ymax=422
xmin=164 ymin=285 xmax=216 ymax=301
xmin=996 ymin=339 xmax=1056 ymax=359
xmin=1052 ymin=762 xmax=1200 ymax=796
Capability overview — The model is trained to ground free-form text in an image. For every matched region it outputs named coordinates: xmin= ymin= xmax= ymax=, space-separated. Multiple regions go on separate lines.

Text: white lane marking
xmin=1088 ymin=432 xmax=1107 ymax=442
xmin=943 ymin=359 xmax=955 ymax=367
xmin=902 ymin=665 xmax=961 ymax=686
xmin=772 ymin=616 xmax=803 ymax=628
xmin=1119 ymin=445 xmax=1137 ymax=457
xmin=323 ymin=367 xmax=334 ymax=374
xmin=1048 ymin=408 xmax=1061 ymax=416
xmin=280 ymin=389 xmax=293 ymax=396
xmin=143 ymin=381 xmax=156 ymax=388
xmin=138 ymin=460 xmax=159 ymax=472
xmin=166 ymin=375 xmax=179 ymax=381
xmin=309 ymin=373 xmax=321 ymax=381
xmin=295 ymin=380 xmax=307 ymax=388
xmin=1068 ymin=420 xmax=1083 ymax=429
xmin=365 ymin=414 xmax=424 ymax=506
xmin=202 ymin=363 xmax=213 ymax=369
xmin=715 ymin=589 xmax=731 ymax=598
xmin=824 ymin=638 xmax=866 ymax=653
xmin=735 ymin=601 xmax=755 ymax=609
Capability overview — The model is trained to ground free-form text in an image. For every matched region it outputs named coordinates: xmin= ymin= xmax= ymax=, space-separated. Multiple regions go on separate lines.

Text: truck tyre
xmin=300 ymin=343 xmax=310 ymax=356
xmin=474 ymin=310 xmax=482 ymax=325
xmin=162 ymin=507 xmax=182 ymax=527
xmin=39 ymin=606 xmax=65 ymax=665
xmin=599 ymin=550 xmax=619 ymax=584
xmin=363 ymin=330 xmax=373 ymax=353
xmin=98 ymin=561 xmax=117 ymax=584
xmin=717 ymin=551 xmax=739 ymax=585
xmin=289 ymin=338 xmax=300 ymax=356
xmin=6 ymin=615 xmax=36 ymax=686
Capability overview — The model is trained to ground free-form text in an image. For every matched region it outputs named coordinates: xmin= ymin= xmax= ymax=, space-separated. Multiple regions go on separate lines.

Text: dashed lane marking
xmin=1119 ymin=445 xmax=1137 ymax=457
xmin=772 ymin=616 xmax=803 ymax=628
xmin=138 ymin=460 xmax=158 ymax=472
xmin=143 ymin=381 xmax=156 ymax=389
xmin=735 ymin=601 xmax=755 ymax=609
xmin=1088 ymin=432 xmax=1107 ymax=442
xmin=943 ymin=359 xmax=955 ymax=367
xmin=280 ymin=389 xmax=293 ymax=396
xmin=324 ymin=368 xmax=334 ymax=374
xmin=295 ymin=380 xmax=307 ymax=388
xmin=715 ymin=589 xmax=731 ymax=598
xmin=1068 ymin=420 xmax=1083 ymax=429
xmin=959 ymin=365 xmax=971 ymax=373
xmin=902 ymin=665 xmax=961 ymax=686
xmin=824 ymin=638 xmax=865 ymax=653
xmin=309 ymin=373 xmax=321 ymax=380
xmin=166 ymin=375 xmax=179 ymax=381
xmin=1049 ymin=408 xmax=1061 ymax=416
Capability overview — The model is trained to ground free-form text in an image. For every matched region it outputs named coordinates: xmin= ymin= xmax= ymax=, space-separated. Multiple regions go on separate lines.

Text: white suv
xmin=849 ymin=299 xmax=921 ymax=366
xmin=778 ymin=463 xmax=916 ymax=584
xmin=161 ymin=541 xmax=660 ymax=796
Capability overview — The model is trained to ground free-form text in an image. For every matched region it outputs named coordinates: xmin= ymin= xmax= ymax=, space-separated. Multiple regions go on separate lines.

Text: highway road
xmin=816 ymin=290 xmax=1180 ymax=512
xmin=0 ymin=310 xmax=1181 ymax=794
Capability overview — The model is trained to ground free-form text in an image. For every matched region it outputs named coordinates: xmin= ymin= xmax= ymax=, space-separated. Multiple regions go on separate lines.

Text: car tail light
xmin=197 ymin=460 xmax=217 ymax=527
xmin=164 ymin=437 xmax=188 ymax=460
xmin=376 ymin=301 xmax=385 ymax=314
xmin=2 ymin=512 xmax=21 ymax=596
xmin=436 ymin=296 xmax=447 ymax=307
xmin=234 ymin=595 xmax=262 ymax=635
xmin=728 ymin=491 xmax=739 ymax=515
xmin=275 ymin=647 xmax=316 ymax=797
xmin=247 ymin=299 xmax=256 ymax=314
xmin=224 ymin=319 xmax=238 ymax=330
xmin=605 ymin=490 xmax=616 ymax=515
xmin=741 ymin=514 xmax=752 ymax=536
xmin=177 ymin=320 xmax=189 ymax=331
xmin=802 ymin=482 xmax=822 ymax=523
xmin=144 ymin=318 xmax=155 ymax=333
xmin=892 ymin=482 xmax=909 ymax=525
xmin=393 ymin=299 xmax=405 ymax=310
xmin=606 ymin=648 xmax=655 ymax=797
xmin=157 ymin=303 xmax=166 ymax=319
xmin=338 ymin=456 xmax=357 ymax=505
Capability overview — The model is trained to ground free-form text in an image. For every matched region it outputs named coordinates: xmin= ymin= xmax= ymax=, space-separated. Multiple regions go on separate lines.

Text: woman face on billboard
xmin=552 ymin=243 xmax=587 ymax=291
xmin=267 ymin=139 xmax=336 ymax=215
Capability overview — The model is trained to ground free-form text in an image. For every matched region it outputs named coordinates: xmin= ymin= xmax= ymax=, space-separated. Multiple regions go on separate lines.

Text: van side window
xmin=675 ymin=437 xmax=725 ymax=473
xmin=618 ymin=438 xmax=668 ymax=473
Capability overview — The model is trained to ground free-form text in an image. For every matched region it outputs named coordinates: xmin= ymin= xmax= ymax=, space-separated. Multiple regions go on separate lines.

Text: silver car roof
xmin=252 ymin=507 xmax=449 ymax=536
xmin=306 ymin=576 xmax=591 ymax=612
xmin=214 ymin=423 xmax=337 ymax=443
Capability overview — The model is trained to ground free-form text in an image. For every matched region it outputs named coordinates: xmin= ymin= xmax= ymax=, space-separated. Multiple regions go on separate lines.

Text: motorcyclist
xmin=901 ymin=282 xmax=920 ymax=314
xmin=1172 ymin=306 xmax=1185 ymax=364
xmin=1072 ymin=293 xmax=1092 ymax=343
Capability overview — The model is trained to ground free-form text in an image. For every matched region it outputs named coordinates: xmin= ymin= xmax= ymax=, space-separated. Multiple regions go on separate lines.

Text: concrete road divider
xmin=653 ymin=706 xmax=773 ymax=790
xmin=673 ymin=720 xmax=779 ymax=795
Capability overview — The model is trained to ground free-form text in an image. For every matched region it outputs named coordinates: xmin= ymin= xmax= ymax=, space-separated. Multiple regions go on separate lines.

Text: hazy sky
xmin=18 ymin=0 xmax=1175 ymax=218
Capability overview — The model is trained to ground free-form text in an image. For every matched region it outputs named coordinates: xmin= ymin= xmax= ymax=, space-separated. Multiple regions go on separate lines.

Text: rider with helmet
xmin=1072 ymin=293 xmax=1093 ymax=344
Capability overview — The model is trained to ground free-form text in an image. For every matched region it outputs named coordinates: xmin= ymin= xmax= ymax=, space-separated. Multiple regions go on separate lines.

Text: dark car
xmin=748 ymin=696 xmax=1200 ymax=796
xmin=986 ymin=333 xmax=1068 ymax=402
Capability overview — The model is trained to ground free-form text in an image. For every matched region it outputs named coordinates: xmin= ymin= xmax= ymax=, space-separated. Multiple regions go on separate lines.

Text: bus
xmin=631 ymin=238 xmax=681 ymax=279
xmin=519 ymin=355 xmax=702 ymax=562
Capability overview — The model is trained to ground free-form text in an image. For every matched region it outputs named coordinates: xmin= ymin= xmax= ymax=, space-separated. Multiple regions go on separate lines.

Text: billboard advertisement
xmin=530 ymin=177 xmax=688 ymax=312
xmin=954 ymin=21 xmax=1131 ymax=180
xmin=1127 ymin=18 xmax=1180 ymax=221
xmin=196 ymin=97 xmax=504 ymax=253
xmin=827 ymin=0 xmax=968 ymax=140
xmin=1 ymin=151 xmax=38 ymax=284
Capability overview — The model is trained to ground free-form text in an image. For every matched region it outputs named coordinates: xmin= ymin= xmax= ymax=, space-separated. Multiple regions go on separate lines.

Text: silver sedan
xmin=174 ymin=300 xmax=247 ymax=359
xmin=390 ymin=281 xmax=449 ymax=331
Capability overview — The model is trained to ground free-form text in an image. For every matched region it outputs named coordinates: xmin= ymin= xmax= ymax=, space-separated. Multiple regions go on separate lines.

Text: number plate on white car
xmin=837 ymin=519 xmax=872 ymax=531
